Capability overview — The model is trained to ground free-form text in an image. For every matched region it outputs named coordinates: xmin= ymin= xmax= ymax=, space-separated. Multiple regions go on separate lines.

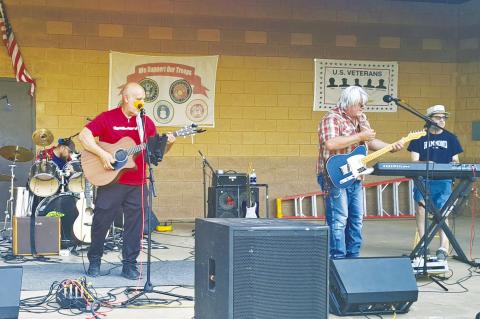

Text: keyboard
xmin=372 ymin=162 xmax=480 ymax=178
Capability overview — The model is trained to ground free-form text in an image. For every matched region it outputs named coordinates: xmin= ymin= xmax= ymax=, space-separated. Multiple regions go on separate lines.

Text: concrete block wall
xmin=0 ymin=0 xmax=477 ymax=219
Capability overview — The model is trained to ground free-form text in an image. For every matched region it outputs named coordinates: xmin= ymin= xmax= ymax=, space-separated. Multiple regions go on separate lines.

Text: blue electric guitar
xmin=326 ymin=131 xmax=426 ymax=189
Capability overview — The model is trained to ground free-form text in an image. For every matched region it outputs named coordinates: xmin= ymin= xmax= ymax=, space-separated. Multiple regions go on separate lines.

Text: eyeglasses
xmin=431 ymin=115 xmax=447 ymax=121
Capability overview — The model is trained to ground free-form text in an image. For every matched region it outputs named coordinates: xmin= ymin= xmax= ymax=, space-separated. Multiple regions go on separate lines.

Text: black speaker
xmin=0 ymin=266 xmax=23 ymax=319
xmin=329 ymin=257 xmax=418 ymax=316
xmin=207 ymin=186 xmax=259 ymax=218
xmin=195 ymin=218 xmax=329 ymax=319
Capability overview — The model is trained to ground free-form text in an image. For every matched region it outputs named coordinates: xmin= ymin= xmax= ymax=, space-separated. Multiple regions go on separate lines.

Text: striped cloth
xmin=317 ymin=106 xmax=371 ymax=175
xmin=0 ymin=1 xmax=35 ymax=95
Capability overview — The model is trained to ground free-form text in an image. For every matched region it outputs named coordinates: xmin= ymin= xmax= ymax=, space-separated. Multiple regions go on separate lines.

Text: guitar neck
xmin=84 ymin=180 xmax=94 ymax=208
xmin=125 ymin=130 xmax=185 ymax=157
xmin=125 ymin=143 xmax=147 ymax=157
xmin=361 ymin=143 xmax=396 ymax=165
xmin=360 ymin=131 xmax=426 ymax=165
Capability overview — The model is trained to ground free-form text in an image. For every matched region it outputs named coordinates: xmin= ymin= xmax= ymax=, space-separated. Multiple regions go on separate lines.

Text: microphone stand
xmin=122 ymin=109 xmax=193 ymax=305
xmin=389 ymin=98 xmax=448 ymax=291
xmin=198 ymin=150 xmax=217 ymax=218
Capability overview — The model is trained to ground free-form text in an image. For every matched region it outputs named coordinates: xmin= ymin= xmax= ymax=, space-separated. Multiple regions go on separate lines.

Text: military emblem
xmin=169 ymin=79 xmax=192 ymax=104
xmin=139 ymin=78 xmax=159 ymax=103
xmin=186 ymin=99 xmax=208 ymax=122
xmin=153 ymin=100 xmax=174 ymax=124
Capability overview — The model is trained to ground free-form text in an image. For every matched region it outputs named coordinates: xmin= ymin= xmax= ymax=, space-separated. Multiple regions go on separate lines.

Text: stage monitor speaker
xmin=12 ymin=217 xmax=60 ymax=256
xmin=195 ymin=218 xmax=329 ymax=319
xmin=207 ymin=186 xmax=259 ymax=218
xmin=329 ymin=257 xmax=418 ymax=316
xmin=0 ymin=266 xmax=23 ymax=319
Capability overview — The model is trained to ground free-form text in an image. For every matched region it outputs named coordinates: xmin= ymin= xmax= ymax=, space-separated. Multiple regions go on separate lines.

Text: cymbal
xmin=0 ymin=145 xmax=34 ymax=162
xmin=32 ymin=128 xmax=54 ymax=147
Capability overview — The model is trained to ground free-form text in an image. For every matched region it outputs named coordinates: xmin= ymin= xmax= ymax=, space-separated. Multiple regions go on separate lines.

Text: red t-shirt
xmin=86 ymin=107 xmax=157 ymax=185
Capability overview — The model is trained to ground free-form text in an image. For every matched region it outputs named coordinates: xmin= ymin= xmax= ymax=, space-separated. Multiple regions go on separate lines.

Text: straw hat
xmin=426 ymin=104 xmax=449 ymax=117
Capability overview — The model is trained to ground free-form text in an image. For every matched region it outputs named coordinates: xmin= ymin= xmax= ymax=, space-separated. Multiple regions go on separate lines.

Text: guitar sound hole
xmin=115 ymin=150 xmax=127 ymax=162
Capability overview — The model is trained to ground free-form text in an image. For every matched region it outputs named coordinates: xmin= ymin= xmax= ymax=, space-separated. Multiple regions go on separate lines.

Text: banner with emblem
xmin=313 ymin=59 xmax=398 ymax=112
xmin=109 ymin=51 xmax=218 ymax=127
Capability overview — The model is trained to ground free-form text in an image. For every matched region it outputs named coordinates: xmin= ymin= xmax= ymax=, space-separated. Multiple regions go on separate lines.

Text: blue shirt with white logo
xmin=407 ymin=130 xmax=463 ymax=163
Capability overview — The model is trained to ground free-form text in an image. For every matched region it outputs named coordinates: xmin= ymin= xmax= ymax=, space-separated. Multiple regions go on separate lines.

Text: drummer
xmin=31 ymin=138 xmax=76 ymax=214
xmin=36 ymin=138 xmax=76 ymax=169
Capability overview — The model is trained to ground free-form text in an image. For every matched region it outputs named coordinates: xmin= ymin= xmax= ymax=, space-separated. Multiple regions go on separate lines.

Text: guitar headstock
xmin=404 ymin=130 xmax=427 ymax=142
xmin=174 ymin=124 xmax=207 ymax=137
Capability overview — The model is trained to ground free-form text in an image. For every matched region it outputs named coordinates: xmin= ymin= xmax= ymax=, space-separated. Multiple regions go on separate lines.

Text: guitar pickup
xmin=357 ymin=167 xmax=367 ymax=173
xmin=340 ymin=164 xmax=351 ymax=175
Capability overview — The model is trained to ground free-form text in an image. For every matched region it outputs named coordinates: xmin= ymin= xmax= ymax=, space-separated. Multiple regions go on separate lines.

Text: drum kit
xmin=1 ymin=128 xmax=92 ymax=246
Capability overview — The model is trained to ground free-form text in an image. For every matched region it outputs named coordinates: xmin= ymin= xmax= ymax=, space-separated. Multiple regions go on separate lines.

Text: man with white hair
xmin=407 ymin=104 xmax=463 ymax=261
xmin=317 ymin=86 xmax=404 ymax=259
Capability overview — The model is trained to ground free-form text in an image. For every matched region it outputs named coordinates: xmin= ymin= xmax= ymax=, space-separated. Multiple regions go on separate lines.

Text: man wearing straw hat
xmin=407 ymin=104 xmax=463 ymax=261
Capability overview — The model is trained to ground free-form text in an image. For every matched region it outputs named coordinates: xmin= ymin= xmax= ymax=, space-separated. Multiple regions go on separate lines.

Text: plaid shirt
xmin=316 ymin=106 xmax=371 ymax=175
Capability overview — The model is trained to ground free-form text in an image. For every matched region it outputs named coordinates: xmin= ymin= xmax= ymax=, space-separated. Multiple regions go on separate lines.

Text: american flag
xmin=0 ymin=1 xmax=35 ymax=95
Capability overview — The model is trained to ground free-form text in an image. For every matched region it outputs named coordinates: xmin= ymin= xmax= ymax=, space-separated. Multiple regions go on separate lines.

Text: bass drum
xmin=35 ymin=193 xmax=79 ymax=245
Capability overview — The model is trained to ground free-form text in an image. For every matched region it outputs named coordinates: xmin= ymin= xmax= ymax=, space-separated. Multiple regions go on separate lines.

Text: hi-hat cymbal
xmin=32 ymin=128 xmax=54 ymax=147
xmin=0 ymin=145 xmax=34 ymax=162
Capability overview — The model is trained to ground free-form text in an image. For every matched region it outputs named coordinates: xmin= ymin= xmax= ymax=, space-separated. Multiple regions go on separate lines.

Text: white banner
xmin=109 ymin=52 xmax=218 ymax=127
xmin=314 ymin=59 xmax=398 ymax=112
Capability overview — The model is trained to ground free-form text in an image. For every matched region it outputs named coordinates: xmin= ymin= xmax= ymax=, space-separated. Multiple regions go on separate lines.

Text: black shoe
xmin=87 ymin=261 xmax=101 ymax=277
xmin=121 ymin=264 xmax=141 ymax=280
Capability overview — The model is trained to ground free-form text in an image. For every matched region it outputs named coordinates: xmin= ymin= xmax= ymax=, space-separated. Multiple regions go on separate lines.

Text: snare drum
xmin=29 ymin=160 xmax=61 ymax=197
xmin=64 ymin=160 xmax=85 ymax=193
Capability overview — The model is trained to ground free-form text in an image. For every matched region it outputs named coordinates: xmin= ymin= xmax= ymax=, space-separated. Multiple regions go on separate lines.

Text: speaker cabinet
xmin=329 ymin=257 xmax=418 ymax=316
xmin=13 ymin=217 xmax=60 ymax=256
xmin=195 ymin=218 xmax=329 ymax=319
xmin=207 ymin=186 xmax=259 ymax=218
xmin=0 ymin=266 xmax=23 ymax=319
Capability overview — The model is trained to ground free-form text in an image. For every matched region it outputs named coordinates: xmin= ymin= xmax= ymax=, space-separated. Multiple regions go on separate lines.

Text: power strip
xmin=56 ymin=281 xmax=92 ymax=310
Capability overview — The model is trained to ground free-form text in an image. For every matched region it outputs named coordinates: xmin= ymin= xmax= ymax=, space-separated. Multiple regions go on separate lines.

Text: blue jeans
xmin=413 ymin=179 xmax=452 ymax=210
xmin=318 ymin=174 xmax=364 ymax=259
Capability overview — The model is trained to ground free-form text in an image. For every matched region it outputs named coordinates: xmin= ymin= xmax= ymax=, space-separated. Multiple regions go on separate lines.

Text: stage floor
xmin=1 ymin=217 xmax=479 ymax=319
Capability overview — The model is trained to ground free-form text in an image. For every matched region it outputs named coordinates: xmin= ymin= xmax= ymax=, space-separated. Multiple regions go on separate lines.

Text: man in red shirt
xmin=79 ymin=82 xmax=175 ymax=280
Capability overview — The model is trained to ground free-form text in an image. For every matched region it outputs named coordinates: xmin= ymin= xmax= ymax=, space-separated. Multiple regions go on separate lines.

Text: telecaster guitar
xmin=81 ymin=124 xmax=205 ymax=186
xmin=326 ymin=130 xmax=426 ymax=189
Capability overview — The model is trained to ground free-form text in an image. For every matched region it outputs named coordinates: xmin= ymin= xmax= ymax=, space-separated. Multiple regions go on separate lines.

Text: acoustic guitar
xmin=73 ymin=179 xmax=94 ymax=244
xmin=81 ymin=124 xmax=204 ymax=186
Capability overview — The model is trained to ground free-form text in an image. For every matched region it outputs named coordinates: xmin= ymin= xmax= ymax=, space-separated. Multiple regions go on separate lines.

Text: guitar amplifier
xmin=13 ymin=217 xmax=61 ymax=256
xmin=212 ymin=172 xmax=248 ymax=187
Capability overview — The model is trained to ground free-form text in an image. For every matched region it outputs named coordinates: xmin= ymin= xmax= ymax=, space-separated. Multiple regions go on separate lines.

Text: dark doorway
xmin=0 ymin=78 xmax=35 ymax=220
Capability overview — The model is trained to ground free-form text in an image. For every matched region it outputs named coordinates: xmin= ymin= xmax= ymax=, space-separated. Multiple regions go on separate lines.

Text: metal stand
xmin=2 ymin=162 xmax=17 ymax=239
xmin=198 ymin=150 xmax=216 ymax=218
xmin=410 ymin=176 xmax=474 ymax=266
xmin=122 ymin=110 xmax=192 ymax=305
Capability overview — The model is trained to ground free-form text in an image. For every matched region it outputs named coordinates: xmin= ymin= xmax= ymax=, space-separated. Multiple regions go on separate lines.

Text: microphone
xmin=134 ymin=100 xmax=144 ymax=110
xmin=383 ymin=95 xmax=397 ymax=103
xmin=0 ymin=95 xmax=12 ymax=108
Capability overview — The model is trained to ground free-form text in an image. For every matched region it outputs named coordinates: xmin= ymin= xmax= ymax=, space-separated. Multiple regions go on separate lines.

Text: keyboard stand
xmin=409 ymin=176 xmax=475 ymax=266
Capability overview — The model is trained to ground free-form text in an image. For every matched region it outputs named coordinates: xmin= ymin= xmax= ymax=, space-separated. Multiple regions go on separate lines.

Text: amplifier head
xmin=212 ymin=172 xmax=248 ymax=187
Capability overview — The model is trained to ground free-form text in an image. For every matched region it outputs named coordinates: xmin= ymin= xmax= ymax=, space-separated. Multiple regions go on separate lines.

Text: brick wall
xmin=0 ymin=0 xmax=476 ymax=219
